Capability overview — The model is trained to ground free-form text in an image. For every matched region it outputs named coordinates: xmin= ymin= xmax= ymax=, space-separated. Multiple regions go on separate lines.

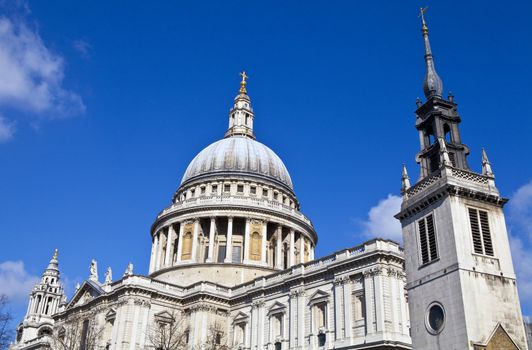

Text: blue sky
xmin=1 ymin=0 xmax=531 ymax=326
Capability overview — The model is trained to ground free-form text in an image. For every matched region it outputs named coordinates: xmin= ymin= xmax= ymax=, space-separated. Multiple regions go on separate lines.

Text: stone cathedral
xmin=12 ymin=13 xmax=527 ymax=350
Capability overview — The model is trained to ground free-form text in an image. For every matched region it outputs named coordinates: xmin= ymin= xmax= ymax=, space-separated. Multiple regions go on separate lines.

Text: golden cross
xmin=240 ymin=71 xmax=248 ymax=83
xmin=419 ymin=6 xmax=428 ymax=23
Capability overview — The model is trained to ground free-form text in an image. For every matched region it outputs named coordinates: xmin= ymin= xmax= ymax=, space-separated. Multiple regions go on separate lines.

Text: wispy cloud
xmin=357 ymin=194 xmax=403 ymax=242
xmin=73 ymin=39 xmax=91 ymax=59
xmin=0 ymin=115 xmax=15 ymax=142
xmin=507 ymin=179 xmax=532 ymax=314
xmin=0 ymin=13 xmax=85 ymax=141
xmin=0 ymin=261 xmax=39 ymax=304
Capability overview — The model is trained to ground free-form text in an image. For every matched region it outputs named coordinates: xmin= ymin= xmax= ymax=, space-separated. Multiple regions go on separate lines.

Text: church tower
xmin=395 ymin=9 xmax=528 ymax=350
xmin=17 ymin=249 xmax=65 ymax=343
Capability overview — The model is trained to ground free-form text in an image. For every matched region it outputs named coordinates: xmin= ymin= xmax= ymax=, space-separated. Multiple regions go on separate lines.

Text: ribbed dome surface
xmin=181 ymin=136 xmax=293 ymax=189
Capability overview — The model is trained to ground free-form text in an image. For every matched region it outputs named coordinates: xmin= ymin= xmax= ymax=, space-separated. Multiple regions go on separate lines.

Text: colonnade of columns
xmin=148 ymin=216 xmax=315 ymax=274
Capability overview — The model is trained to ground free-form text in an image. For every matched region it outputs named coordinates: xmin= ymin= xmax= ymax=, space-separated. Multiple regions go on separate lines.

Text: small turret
xmin=224 ymin=71 xmax=256 ymax=140
xmin=17 ymin=249 xmax=65 ymax=344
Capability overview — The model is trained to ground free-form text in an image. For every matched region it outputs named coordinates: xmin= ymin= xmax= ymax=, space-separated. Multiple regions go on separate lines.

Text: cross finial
xmin=239 ymin=71 xmax=248 ymax=94
xmin=419 ymin=7 xmax=429 ymax=32
xmin=53 ymin=248 xmax=58 ymax=260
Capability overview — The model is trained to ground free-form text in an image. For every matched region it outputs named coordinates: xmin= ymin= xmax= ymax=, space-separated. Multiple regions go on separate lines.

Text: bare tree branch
xmin=0 ymin=295 xmax=13 ymax=350
xmin=51 ymin=313 xmax=103 ymax=350
xmin=147 ymin=310 xmax=189 ymax=350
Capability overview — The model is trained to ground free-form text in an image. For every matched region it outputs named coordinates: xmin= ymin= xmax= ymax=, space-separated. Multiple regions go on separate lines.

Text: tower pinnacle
xmin=419 ymin=7 xmax=443 ymax=99
xmin=224 ymin=72 xmax=256 ymax=139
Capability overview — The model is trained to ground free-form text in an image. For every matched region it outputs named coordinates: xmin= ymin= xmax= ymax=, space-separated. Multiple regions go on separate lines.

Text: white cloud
xmin=0 ymin=15 xmax=84 ymax=141
xmin=0 ymin=261 xmax=39 ymax=304
xmin=510 ymin=236 xmax=532 ymax=313
xmin=0 ymin=115 xmax=15 ymax=142
xmin=508 ymin=180 xmax=532 ymax=241
xmin=358 ymin=194 xmax=403 ymax=242
xmin=507 ymin=180 xmax=532 ymax=314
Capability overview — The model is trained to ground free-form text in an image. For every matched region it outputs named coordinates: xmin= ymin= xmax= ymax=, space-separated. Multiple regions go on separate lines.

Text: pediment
xmin=233 ymin=311 xmax=249 ymax=323
xmin=308 ymin=289 xmax=330 ymax=302
xmin=154 ymin=310 xmax=174 ymax=322
xmin=268 ymin=301 xmax=286 ymax=315
xmin=67 ymin=280 xmax=104 ymax=309
xmin=105 ymin=309 xmax=117 ymax=321
xmin=473 ymin=324 xmax=520 ymax=350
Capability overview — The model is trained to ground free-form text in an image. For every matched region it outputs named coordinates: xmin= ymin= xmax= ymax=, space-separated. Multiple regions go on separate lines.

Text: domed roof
xmin=181 ymin=136 xmax=293 ymax=190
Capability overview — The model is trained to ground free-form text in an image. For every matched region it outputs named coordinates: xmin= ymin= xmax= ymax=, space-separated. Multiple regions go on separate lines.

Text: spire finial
xmin=401 ymin=164 xmax=411 ymax=194
xmin=419 ymin=7 xmax=429 ymax=34
xmin=239 ymin=71 xmax=248 ymax=94
xmin=419 ymin=7 xmax=443 ymax=99
xmin=482 ymin=148 xmax=494 ymax=176
xmin=52 ymin=248 xmax=58 ymax=260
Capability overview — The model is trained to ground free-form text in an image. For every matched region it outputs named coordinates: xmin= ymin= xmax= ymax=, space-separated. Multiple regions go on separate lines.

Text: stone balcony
xmin=157 ymin=194 xmax=313 ymax=226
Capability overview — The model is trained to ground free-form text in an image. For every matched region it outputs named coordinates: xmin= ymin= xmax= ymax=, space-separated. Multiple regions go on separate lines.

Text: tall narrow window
xmin=468 ymin=208 xmax=494 ymax=256
xmin=232 ymin=245 xmax=242 ymax=263
xmin=217 ymin=245 xmax=226 ymax=263
xmin=418 ymin=214 xmax=438 ymax=265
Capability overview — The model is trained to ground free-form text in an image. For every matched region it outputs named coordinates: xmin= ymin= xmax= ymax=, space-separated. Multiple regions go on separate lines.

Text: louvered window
xmin=418 ymin=214 xmax=438 ymax=265
xmin=468 ymin=208 xmax=494 ymax=256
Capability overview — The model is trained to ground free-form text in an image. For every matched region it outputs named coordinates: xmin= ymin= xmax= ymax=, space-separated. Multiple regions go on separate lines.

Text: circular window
xmin=426 ymin=302 xmax=445 ymax=334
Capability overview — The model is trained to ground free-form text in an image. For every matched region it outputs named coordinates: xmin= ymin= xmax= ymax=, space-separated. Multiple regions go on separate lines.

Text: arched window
xmin=444 ymin=123 xmax=452 ymax=143
xmin=38 ymin=326 xmax=52 ymax=337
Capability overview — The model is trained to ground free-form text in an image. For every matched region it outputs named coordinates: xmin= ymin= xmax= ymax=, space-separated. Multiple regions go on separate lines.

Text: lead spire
xmin=420 ymin=7 xmax=443 ymax=99
xmin=224 ymin=71 xmax=256 ymax=139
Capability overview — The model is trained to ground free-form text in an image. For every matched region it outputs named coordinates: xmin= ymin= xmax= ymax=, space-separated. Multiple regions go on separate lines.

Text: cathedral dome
xmin=181 ymin=136 xmax=293 ymax=190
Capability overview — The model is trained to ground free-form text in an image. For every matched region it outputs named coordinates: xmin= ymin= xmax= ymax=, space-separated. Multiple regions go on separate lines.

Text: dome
xmin=181 ymin=136 xmax=293 ymax=190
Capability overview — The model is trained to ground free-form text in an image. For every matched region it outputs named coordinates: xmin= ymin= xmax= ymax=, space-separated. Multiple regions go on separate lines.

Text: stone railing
xmin=406 ymin=166 xmax=494 ymax=199
xmin=230 ymin=239 xmax=403 ymax=296
xmin=158 ymin=195 xmax=313 ymax=226
xmin=405 ymin=173 xmax=442 ymax=198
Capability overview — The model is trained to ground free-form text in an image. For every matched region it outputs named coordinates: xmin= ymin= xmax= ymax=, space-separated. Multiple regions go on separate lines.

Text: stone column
xmin=310 ymin=244 xmax=315 ymax=261
xmin=206 ymin=217 xmax=216 ymax=263
xmin=261 ymin=221 xmax=268 ymax=265
xmin=275 ymin=225 xmax=283 ymax=269
xmin=289 ymin=290 xmax=298 ymax=348
xmin=176 ymin=222 xmax=184 ymax=263
xmin=155 ymin=231 xmax=164 ymax=270
xmin=343 ymin=278 xmax=353 ymax=339
xmin=299 ymin=236 xmax=305 ymax=264
xmin=149 ymin=234 xmax=158 ymax=273
xmin=334 ymin=278 xmax=344 ymax=340
xmin=225 ymin=217 xmax=233 ymax=263
xmin=374 ymin=271 xmax=385 ymax=333
xmin=191 ymin=219 xmax=200 ymax=262
xmin=243 ymin=218 xmax=250 ymax=263
xmin=165 ymin=225 xmax=175 ymax=267
xmin=289 ymin=229 xmax=295 ymax=267
xmin=297 ymin=291 xmax=306 ymax=348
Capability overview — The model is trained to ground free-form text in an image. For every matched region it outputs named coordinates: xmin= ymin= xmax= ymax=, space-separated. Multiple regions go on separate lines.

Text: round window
xmin=426 ymin=302 xmax=445 ymax=334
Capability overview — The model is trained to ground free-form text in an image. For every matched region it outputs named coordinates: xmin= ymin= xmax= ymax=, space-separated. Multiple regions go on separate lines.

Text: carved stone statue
xmin=89 ymin=259 xmax=98 ymax=282
xmin=104 ymin=267 xmax=113 ymax=285
xmin=123 ymin=262 xmax=133 ymax=277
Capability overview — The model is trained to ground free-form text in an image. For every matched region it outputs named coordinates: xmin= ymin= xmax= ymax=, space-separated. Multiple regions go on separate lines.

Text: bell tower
xmin=16 ymin=249 xmax=65 ymax=343
xmin=395 ymin=9 xmax=528 ymax=350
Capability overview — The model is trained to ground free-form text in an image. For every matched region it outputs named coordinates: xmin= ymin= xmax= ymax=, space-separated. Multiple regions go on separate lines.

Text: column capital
xmin=210 ymin=217 xmax=216 ymax=222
